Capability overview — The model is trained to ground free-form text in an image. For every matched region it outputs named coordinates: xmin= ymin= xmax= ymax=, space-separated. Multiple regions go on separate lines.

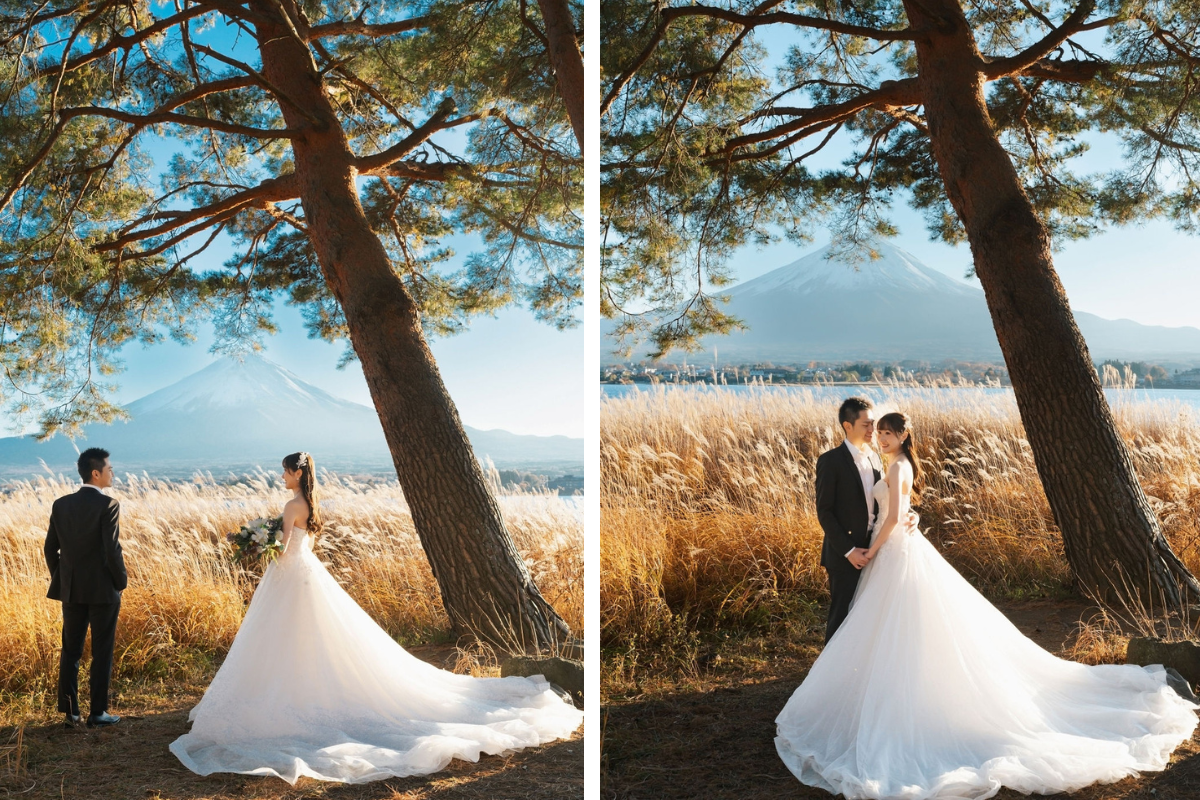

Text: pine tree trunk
xmin=253 ymin=1 xmax=570 ymax=652
xmin=902 ymin=0 xmax=1199 ymax=611
xmin=536 ymin=0 xmax=584 ymax=150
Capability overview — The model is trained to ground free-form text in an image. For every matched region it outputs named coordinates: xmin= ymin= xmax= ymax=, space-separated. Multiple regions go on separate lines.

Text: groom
xmin=44 ymin=447 xmax=126 ymax=729
xmin=814 ymin=397 xmax=910 ymax=643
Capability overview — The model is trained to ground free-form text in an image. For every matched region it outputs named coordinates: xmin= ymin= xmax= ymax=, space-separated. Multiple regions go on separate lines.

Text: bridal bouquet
xmin=226 ymin=517 xmax=284 ymax=566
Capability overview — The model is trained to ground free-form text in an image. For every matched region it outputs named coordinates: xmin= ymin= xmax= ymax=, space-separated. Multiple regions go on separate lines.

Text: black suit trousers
xmin=824 ymin=558 xmax=862 ymax=643
xmin=58 ymin=600 xmax=120 ymax=716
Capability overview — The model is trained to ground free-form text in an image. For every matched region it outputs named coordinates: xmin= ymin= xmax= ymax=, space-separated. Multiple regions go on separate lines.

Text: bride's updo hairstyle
xmin=283 ymin=451 xmax=324 ymax=536
xmin=876 ymin=412 xmax=923 ymax=492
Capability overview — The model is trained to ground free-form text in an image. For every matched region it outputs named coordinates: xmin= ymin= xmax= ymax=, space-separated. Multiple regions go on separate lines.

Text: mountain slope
xmin=609 ymin=242 xmax=1200 ymax=363
xmin=0 ymin=356 xmax=581 ymax=477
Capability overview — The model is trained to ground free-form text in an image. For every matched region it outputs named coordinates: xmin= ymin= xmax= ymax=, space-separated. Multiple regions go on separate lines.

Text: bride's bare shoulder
xmin=283 ymin=495 xmax=310 ymax=521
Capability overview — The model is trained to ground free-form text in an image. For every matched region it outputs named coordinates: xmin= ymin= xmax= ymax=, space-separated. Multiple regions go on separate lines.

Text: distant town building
xmin=1174 ymin=369 xmax=1200 ymax=386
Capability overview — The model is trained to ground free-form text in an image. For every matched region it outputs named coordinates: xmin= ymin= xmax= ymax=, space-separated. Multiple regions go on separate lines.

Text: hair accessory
xmin=297 ymin=452 xmax=309 ymax=469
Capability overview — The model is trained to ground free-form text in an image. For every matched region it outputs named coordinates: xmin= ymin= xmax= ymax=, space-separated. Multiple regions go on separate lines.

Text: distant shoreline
xmin=601 ymin=379 xmax=1200 ymax=390
xmin=0 ymin=464 xmax=585 ymax=496
xmin=0 ymin=477 xmax=585 ymax=499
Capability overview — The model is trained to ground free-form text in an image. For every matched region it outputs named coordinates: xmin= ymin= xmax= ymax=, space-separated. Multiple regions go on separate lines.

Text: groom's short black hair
xmin=77 ymin=448 xmax=110 ymax=483
xmin=838 ymin=397 xmax=873 ymax=428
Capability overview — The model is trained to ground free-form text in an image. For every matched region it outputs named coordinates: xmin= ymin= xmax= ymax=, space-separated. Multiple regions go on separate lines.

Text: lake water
xmin=499 ymin=494 xmax=583 ymax=519
xmin=601 ymin=383 xmax=1200 ymax=412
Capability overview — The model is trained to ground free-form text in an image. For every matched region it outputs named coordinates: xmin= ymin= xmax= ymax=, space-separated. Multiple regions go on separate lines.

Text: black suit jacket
xmin=44 ymin=487 xmax=127 ymax=604
xmin=815 ymin=443 xmax=881 ymax=569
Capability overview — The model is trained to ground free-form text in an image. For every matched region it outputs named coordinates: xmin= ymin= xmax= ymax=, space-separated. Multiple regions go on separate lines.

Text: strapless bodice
xmin=870 ymin=480 xmax=889 ymax=536
xmin=870 ymin=479 xmax=912 ymax=538
xmin=280 ymin=528 xmax=311 ymax=558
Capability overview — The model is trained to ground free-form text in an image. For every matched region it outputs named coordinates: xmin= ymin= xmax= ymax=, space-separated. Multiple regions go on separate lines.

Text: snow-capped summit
xmin=730 ymin=241 xmax=977 ymax=299
xmin=130 ymin=354 xmax=359 ymax=414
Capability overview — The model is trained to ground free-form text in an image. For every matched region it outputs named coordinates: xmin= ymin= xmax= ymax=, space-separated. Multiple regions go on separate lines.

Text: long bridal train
xmin=776 ymin=479 xmax=1198 ymax=800
xmin=170 ymin=528 xmax=582 ymax=785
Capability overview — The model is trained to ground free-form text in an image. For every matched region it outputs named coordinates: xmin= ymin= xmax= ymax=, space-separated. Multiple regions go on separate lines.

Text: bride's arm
xmin=866 ymin=462 xmax=905 ymax=559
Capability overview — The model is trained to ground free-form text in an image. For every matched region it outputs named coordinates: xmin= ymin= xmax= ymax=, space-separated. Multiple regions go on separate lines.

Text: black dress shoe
xmin=63 ymin=713 xmax=81 ymax=728
xmin=86 ymin=712 xmax=120 ymax=728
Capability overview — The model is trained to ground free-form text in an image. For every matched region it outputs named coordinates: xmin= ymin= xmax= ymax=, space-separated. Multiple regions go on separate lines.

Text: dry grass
xmin=601 ymin=386 xmax=1200 ymax=665
xmin=600 ymin=385 xmax=1200 ymax=798
xmin=0 ymin=469 xmax=582 ymax=726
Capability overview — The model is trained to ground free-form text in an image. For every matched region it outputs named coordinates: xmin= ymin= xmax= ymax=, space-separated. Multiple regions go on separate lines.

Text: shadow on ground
xmin=0 ymin=645 xmax=584 ymax=800
xmin=601 ymin=601 xmax=1200 ymax=800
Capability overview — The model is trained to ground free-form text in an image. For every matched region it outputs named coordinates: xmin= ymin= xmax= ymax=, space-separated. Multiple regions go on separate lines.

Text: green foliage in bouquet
xmin=226 ymin=517 xmax=285 ymax=568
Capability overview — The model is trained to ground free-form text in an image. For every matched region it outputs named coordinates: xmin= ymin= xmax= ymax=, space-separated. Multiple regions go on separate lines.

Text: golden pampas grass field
xmin=600 ymin=385 xmax=1200 ymax=662
xmin=0 ymin=469 xmax=582 ymax=726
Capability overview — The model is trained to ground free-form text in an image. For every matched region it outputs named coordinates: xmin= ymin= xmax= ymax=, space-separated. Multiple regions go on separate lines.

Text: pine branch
xmin=96 ymin=174 xmax=301 ymax=253
xmin=1015 ymin=58 xmax=1109 ymax=83
xmin=600 ymin=17 xmax=671 ymax=118
xmin=27 ymin=5 xmax=212 ymax=83
xmin=306 ymin=15 xmax=432 ymax=40
xmin=58 ymin=106 xmax=296 ymax=139
xmin=984 ymin=0 xmax=1099 ymax=78
xmin=352 ymin=97 xmax=462 ymax=173
xmin=718 ymin=79 xmax=920 ymax=153
xmin=158 ymin=76 xmax=259 ymax=112
xmin=477 ymin=205 xmax=584 ymax=250
xmin=660 ymin=5 xmax=918 ymax=42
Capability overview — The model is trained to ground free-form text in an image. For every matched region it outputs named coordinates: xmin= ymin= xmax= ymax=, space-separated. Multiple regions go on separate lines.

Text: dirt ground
xmin=0 ymin=646 xmax=584 ymax=800
xmin=600 ymin=601 xmax=1200 ymax=800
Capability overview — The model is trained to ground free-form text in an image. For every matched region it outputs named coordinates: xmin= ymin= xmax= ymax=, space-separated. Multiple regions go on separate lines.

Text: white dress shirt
xmin=844 ymin=440 xmax=878 ymax=557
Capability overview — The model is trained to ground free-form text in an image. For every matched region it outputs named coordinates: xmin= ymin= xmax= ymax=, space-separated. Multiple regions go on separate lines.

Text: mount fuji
xmin=0 ymin=356 xmax=582 ymax=479
xmin=618 ymin=241 xmax=1200 ymax=363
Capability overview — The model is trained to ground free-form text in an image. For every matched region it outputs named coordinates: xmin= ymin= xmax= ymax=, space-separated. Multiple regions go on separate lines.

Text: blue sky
xmin=1 ymin=9 xmax=583 ymax=441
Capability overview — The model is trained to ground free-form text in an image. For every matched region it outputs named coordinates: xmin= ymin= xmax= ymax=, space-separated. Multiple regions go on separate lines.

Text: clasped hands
xmin=846 ymin=548 xmax=871 ymax=569
xmin=847 ymin=511 xmax=920 ymax=570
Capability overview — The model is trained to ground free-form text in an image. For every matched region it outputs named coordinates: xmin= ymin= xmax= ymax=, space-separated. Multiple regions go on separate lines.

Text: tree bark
xmin=536 ymin=0 xmax=584 ymax=151
xmin=901 ymin=0 xmax=1199 ymax=612
xmin=253 ymin=1 xmax=570 ymax=653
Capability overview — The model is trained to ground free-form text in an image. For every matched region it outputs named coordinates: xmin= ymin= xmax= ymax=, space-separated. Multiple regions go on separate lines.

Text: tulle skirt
xmin=170 ymin=536 xmax=582 ymax=784
xmin=775 ymin=528 xmax=1197 ymax=800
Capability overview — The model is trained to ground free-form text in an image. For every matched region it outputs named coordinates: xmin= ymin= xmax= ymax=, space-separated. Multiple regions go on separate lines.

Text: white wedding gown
xmin=776 ymin=477 xmax=1198 ymax=800
xmin=170 ymin=526 xmax=582 ymax=785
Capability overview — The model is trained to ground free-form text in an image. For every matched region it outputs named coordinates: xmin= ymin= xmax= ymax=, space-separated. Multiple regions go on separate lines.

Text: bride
xmin=775 ymin=412 xmax=1198 ymax=800
xmin=170 ymin=452 xmax=582 ymax=785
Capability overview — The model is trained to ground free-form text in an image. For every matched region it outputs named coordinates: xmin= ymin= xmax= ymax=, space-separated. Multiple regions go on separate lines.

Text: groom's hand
xmin=846 ymin=548 xmax=870 ymax=569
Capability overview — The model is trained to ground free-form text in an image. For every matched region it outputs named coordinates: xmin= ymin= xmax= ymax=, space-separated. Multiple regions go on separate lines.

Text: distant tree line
xmin=606 ymin=359 xmax=1200 ymax=389
xmin=603 ymin=360 xmax=1009 ymax=385
xmin=489 ymin=469 xmax=583 ymax=495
